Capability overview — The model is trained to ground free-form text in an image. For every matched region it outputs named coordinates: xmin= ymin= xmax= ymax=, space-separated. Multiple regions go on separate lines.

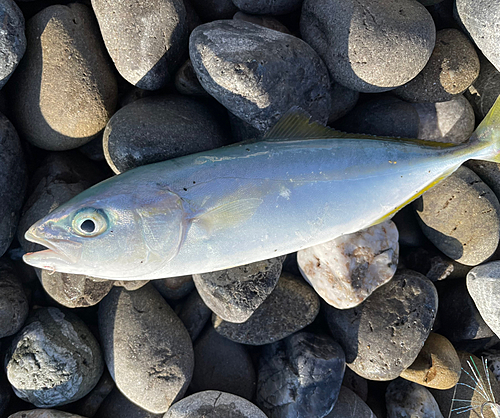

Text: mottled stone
xmin=152 ymin=275 xmax=194 ymax=301
xmin=177 ymin=288 xmax=212 ymax=341
xmin=94 ymin=388 xmax=164 ymax=418
xmin=8 ymin=411 xmax=88 ymax=418
xmin=0 ymin=259 xmax=28 ymax=338
xmin=232 ymin=0 xmax=302 ymax=15
xmin=326 ymin=386 xmax=375 ymax=418
xmin=175 ymin=59 xmax=208 ymax=96
xmin=386 ymin=379 xmax=443 ymax=418
xmin=233 ymin=12 xmax=291 ymax=34
xmin=298 ymin=220 xmax=398 ymax=309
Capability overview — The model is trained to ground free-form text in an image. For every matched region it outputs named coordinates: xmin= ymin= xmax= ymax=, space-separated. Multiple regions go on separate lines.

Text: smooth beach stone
xmin=414 ymin=166 xmax=500 ymax=266
xmin=103 ymin=95 xmax=230 ymax=174
xmin=0 ymin=0 xmax=26 ymax=89
xmin=0 ymin=260 xmax=28 ymax=338
xmin=9 ymin=4 xmax=117 ymax=151
xmin=233 ymin=12 xmax=291 ymax=34
xmin=466 ymin=160 xmax=500 ymax=200
xmin=326 ymin=386 xmax=375 ymax=418
xmin=213 ymin=272 xmax=320 ymax=345
xmin=177 ymin=288 xmax=212 ymax=341
xmin=193 ymin=256 xmax=284 ymax=323
xmin=152 ymin=275 xmax=194 ymax=301
xmin=67 ymin=369 xmax=114 ymax=418
xmin=300 ymin=0 xmax=436 ymax=93
xmin=0 ymin=112 xmax=27 ymax=257
xmin=5 ymin=307 xmax=104 ymax=407
xmin=94 ymin=388 xmax=164 ymax=418
xmin=342 ymin=367 xmax=368 ymax=402
xmin=98 ymin=285 xmax=194 ymax=414
xmin=8 ymin=411 xmax=88 ymax=418
xmin=328 ymin=83 xmax=359 ymax=124
xmin=164 ymin=390 xmax=267 ymax=418
xmin=257 ymin=332 xmax=345 ymax=418
xmin=394 ymin=29 xmax=479 ymax=103
xmin=412 ymin=95 xmax=475 ymax=144
xmin=325 ymin=270 xmax=438 ymax=381
xmin=189 ymin=19 xmax=331 ymax=134
xmin=189 ymin=0 xmax=237 ymax=22
xmin=386 ymin=379 xmax=443 ymax=418
xmin=400 ymin=333 xmax=461 ymax=390
xmin=191 ymin=325 xmax=256 ymax=400
xmin=175 ymin=59 xmax=208 ymax=96
xmin=231 ymin=0 xmax=302 ymax=15
xmin=297 ymin=220 xmax=398 ymax=309
xmin=92 ymin=0 xmax=188 ymax=90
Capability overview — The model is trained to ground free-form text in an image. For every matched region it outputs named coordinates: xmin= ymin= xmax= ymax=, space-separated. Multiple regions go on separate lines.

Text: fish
xmin=23 ymin=95 xmax=500 ymax=281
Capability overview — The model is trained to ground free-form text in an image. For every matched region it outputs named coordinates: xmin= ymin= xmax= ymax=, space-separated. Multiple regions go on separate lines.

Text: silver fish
xmin=23 ymin=96 xmax=500 ymax=280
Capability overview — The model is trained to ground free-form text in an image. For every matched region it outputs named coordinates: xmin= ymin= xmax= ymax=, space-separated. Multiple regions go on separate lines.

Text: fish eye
xmin=72 ymin=208 xmax=108 ymax=237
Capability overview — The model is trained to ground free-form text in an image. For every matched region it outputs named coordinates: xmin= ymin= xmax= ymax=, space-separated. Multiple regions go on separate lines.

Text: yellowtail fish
xmin=23 ymin=96 xmax=500 ymax=280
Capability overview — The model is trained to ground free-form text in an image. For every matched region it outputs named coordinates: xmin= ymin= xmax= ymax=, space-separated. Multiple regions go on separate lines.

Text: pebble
xmin=91 ymin=0 xmax=188 ymax=90
xmin=5 ymin=307 xmax=104 ymax=407
xmin=0 ymin=0 xmax=26 ymax=89
xmin=9 ymin=4 xmax=117 ymax=151
xmin=94 ymin=388 xmax=164 ymax=418
xmin=175 ymin=59 xmax=208 ymax=96
xmin=297 ymin=220 xmax=398 ymax=309
xmin=412 ymin=95 xmax=475 ymax=144
xmin=232 ymin=0 xmax=302 ymax=15
xmin=0 ymin=260 xmax=29 ymax=338
xmin=212 ymin=272 xmax=320 ymax=345
xmin=189 ymin=19 xmax=331 ymax=134
xmin=400 ymin=333 xmax=461 ymax=390
xmin=8 ymin=412 xmax=88 ymax=418
xmin=233 ymin=12 xmax=291 ymax=34
xmin=386 ymin=379 xmax=444 ymax=418
xmin=164 ymin=390 xmax=267 ymax=418
xmin=342 ymin=367 xmax=368 ymax=402
xmin=177 ymin=288 xmax=212 ymax=341
xmin=193 ymin=256 xmax=284 ymax=323
xmin=326 ymin=386 xmax=375 ymax=418
xmin=257 ymin=332 xmax=345 ymax=418
xmin=328 ymin=83 xmax=359 ymax=124
xmin=103 ymin=95 xmax=231 ymax=174
xmin=300 ymin=0 xmax=436 ymax=93
xmin=152 ymin=275 xmax=195 ymax=301
xmin=191 ymin=325 xmax=256 ymax=400
xmin=394 ymin=29 xmax=479 ymax=103
xmin=325 ymin=270 xmax=438 ymax=380
xmin=414 ymin=166 xmax=500 ymax=266
xmin=98 ymin=285 xmax=194 ymax=414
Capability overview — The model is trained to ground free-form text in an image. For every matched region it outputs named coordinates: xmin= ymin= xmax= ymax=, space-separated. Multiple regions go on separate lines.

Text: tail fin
xmin=471 ymin=94 xmax=500 ymax=163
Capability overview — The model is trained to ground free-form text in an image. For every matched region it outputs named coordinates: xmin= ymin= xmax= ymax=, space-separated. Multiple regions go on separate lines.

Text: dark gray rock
xmin=94 ymin=388 xmax=164 ymax=418
xmin=325 ymin=270 xmax=438 ymax=380
xmin=0 ymin=367 xmax=11 ymax=417
xmin=0 ymin=0 xmax=26 ymax=89
xmin=257 ymin=332 xmax=345 ymax=418
xmin=191 ymin=325 xmax=256 ymax=400
xmin=175 ymin=59 xmax=208 ymax=96
xmin=213 ymin=273 xmax=320 ymax=345
xmin=189 ymin=20 xmax=331 ymax=134
xmin=91 ymin=0 xmax=188 ymax=90
xmin=5 ymin=307 xmax=104 ymax=407
xmin=394 ymin=29 xmax=479 ymax=103
xmin=103 ymin=95 xmax=231 ymax=174
xmin=164 ymin=391 xmax=267 ymax=418
xmin=328 ymin=82 xmax=359 ymax=124
xmin=342 ymin=367 xmax=368 ymax=402
xmin=98 ymin=285 xmax=194 ymax=414
xmin=0 ymin=259 xmax=28 ymax=338
xmin=193 ymin=256 xmax=284 ymax=323
xmin=152 ymin=275 xmax=194 ymax=301
xmin=386 ymin=379 xmax=443 ymax=418
xmin=189 ymin=0 xmax=237 ymax=22
xmin=78 ymin=133 xmax=106 ymax=162
xmin=326 ymin=386 xmax=375 ymax=418
xmin=8 ymin=411 xmax=89 ymax=418
xmin=233 ymin=12 xmax=291 ymax=34
xmin=177 ymin=288 xmax=212 ymax=341
xmin=414 ymin=166 xmax=500 ymax=266
xmin=418 ymin=0 xmax=445 ymax=4
xmin=232 ymin=0 xmax=302 ymax=15
xmin=300 ymin=0 xmax=436 ymax=93
xmin=465 ymin=159 xmax=500 ymax=199
xmin=228 ymin=112 xmax=263 ymax=142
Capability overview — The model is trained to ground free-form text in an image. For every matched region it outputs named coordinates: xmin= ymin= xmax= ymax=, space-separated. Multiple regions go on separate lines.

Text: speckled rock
xmin=189 ymin=20 xmax=331 ymax=134
xmin=194 ymin=256 xmax=284 ymax=323
xmin=400 ymin=333 xmax=461 ymax=390
xmin=414 ymin=166 xmax=500 ymax=266
xmin=9 ymin=4 xmax=117 ymax=151
xmin=0 ymin=0 xmax=26 ymax=89
xmin=94 ymin=388 xmax=164 ymax=418
xmin=325 ymin=270 xmax=438 ymax=380
xmin=98 ymin=285 xmax=194 ymax=414
xmin=257 ymin=332 xmax=345 ymax=418
xmin=177 ymin=288 xmax=212 ymax=341
xmin=386 ymin=379 xmax=443 ymax=418
xmin=394 ymin=29 xmax=479 ymax=103
xmin=300 ymin=0 xmax=436 ymax=93
xmin=103 ymin=95 xmax=230 ymax=174
xmin=412 ymin=95 xmax=475 ymax=144
xmin=8 ymin=411 xmax=88 ymax=418
xmin=175 ymin=59 xmax=208 ymax=96
xmin=298 ymin=220 xmax=398 ymax=309
xmin=189 ymin=0 xmax=237 ymax=21
xmin=91 ymin=0 xmax=188 ymax=90
xmin=233 ymin=12 xmax=291 ymax=34
xmin=326 ymin=386 xmax=375 ymax=418
xmin=5 ymin=307 xmax=104 ymax=407
xmin=213 ymin=273 xmax=320 ymax=345
xmin=232 ymin=0 xmax=302 ymax=15
xmin=0 ymin=260 xmax=28 ymax=338
xmin=164 ymin=391 xmax=267 ymax=418
xmin=152 ymin=275 xmax=194 ymax=301
xmin=328 ymin=83 xmax=359 ymax=124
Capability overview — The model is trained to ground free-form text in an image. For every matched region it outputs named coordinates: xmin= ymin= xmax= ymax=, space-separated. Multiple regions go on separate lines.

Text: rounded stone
xmin=94 ymin=388 xmax=164 ymax=418
xmin=386 ymin=379 xmax=444 ymax=418
xmin=326 ymin=386 xmax=375 ymax=418
xmin=394 ymin=29 xmax=479 ymax=103
xmin=177 ymin=288 xmax=212 ymax=341
xmin=9 ymin=4 xmax=117 ymax=151
xmin=164 ymin=391 xmax=267 ymax=418
xmin=5 ymin=307 xmax=104 ymax=407
xmin=300 ymin=0 xmax=436 ymax=93
xmin=189 ymin=19 xmax=331 ymax=134
xmin=400 ymin=333 xmax=461 ymax=390
xmin=466 ymin=159 xmax=500 ymax=200
xmin=98 ymin=285 xmax=194 ymax=414
xmin=0 ymin=260 xmax=29 ymax=338
xmin=193 ymin=256 xmax=284 ymax=323
xmin=152 ymin=275 xmax=194 ymax=301
xmin=8 ymin=411 xmax=88 ymax=418
xmin=91 ymin=0 xmax=188 ymax=90
xmin=233 ymin=12 xmax=291 ymax=34
xmin=298 ymin=220 xmax=398 ymax=309
xmin=231 ymin=0 xmax=302 ymax=15
xmin=328 ymin=83 xmax=359 ymax=124
xmin=414 ymin=166 xmax=500 ymax=266
xmin=103 ymin=95 xmax=231 ymax=174
xmin=325 ymin=270 xmax=438 ymax=381
xmin=213 ymin=272 xmax=320 ymax=345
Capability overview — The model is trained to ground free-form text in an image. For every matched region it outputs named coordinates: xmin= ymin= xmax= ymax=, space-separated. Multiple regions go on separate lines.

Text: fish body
xmin=23 ymin=97 xmax=500 ymax=280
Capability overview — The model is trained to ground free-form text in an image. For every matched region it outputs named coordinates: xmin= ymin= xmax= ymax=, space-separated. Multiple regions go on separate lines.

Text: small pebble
xmin=0 ymin=259 xmax=29 ymax=338
xmin=8 ymin=411 xmax=87 ymax=418
xmin=177 ymin=288 xmax=212 ymax=341
xmin=232 ymin=0 xmax=302 ymax=15
xmin=94 ymin=388 xmax=163 ymax=418
xmin=326 ymin=386 xmax=375 ymax=418
xmin=386 ymin=379 xmax=444 ymax=418
xmin=152 ymin=275 xmax=194 ymax=301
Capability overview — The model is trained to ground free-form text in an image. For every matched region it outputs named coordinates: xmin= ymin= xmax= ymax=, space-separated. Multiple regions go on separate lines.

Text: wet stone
xmin=386 ymin=379 xmax=444 ymax=418
xmin=326 ymin=386 xmax=375 ymax=418
xmin=94 ymin=388 xmax=164 ymax=418
xmin=152 ymin=275 xmax=194 ymax=301
xmin=231 ymin=0 xmax=302 ymax=15
xmin=257 ymin=332 xmax=345 ymax=418
xmin=0 ymin=259 xmax=28 ymax=338
xmin=177 ymin=288 xmax=212 ymax=341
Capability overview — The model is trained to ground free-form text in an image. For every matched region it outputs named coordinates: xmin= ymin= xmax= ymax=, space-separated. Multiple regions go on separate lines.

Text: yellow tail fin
xmin=471 ymin=94 xmax=500 ymax=163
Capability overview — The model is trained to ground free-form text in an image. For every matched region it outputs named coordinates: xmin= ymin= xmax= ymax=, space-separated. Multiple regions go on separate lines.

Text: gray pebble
xmin=386 ymin=379 xmax=443 ymax=418
xmin=175 ymin=59 xmax=208 ymax=96
xmin=8 ymin=411 xmax=88 ymax=418
xmin=233 ymin=11 xmax=291 ymax=34
xmin=189 ymin=19 xmax=331 ymax=134
xmin=232 ymin=0 xmax=302 ymax=15
xmin=94 ymin=388 xmax=163 ymax=418
xmin=328 ymin=82 xmax=359 ymax=124
xmin=177 ymin=288 xmax=212 ymax=341
xmin=465 ymin=159 xmax=500 ymax=199
xmin=5 ymin=307 xmax=104 ymax=407
xmin=325 ymin=386 xmax=375 ymax=418
xmin=0 ymin=259 xmax=28 ymax=338
xmin=152 ymin=275 xmax=194 ymax=301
